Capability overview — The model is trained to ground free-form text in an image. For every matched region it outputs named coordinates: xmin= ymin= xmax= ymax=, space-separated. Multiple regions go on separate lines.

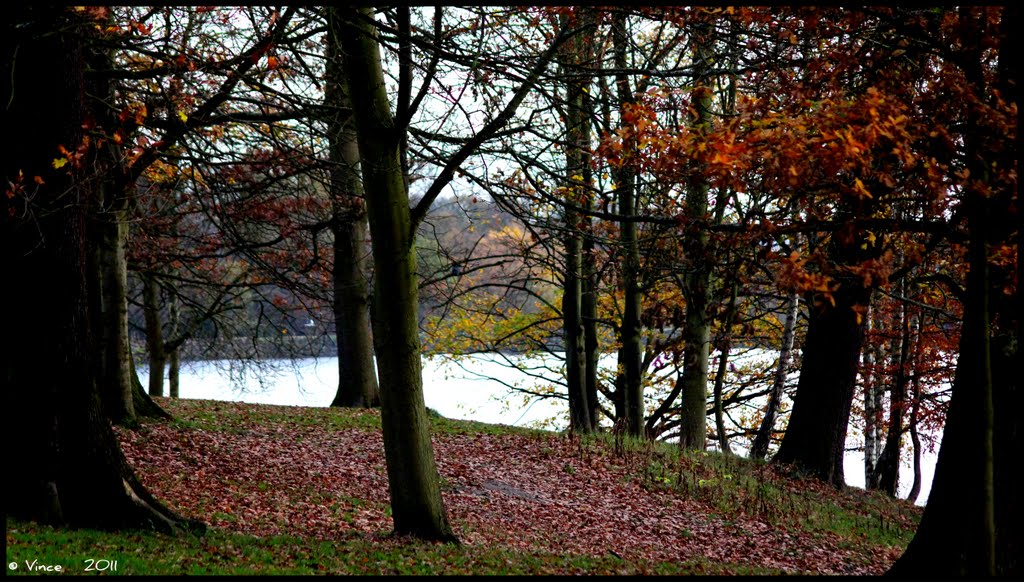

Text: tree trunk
xmin=90 ymin=210 xmax=137 ymax=424
xmin=2 ymin=5 xmax=197 ymax=533
xmin=611 ymin=10 xmax=644 ymax=438
xmin=889 ymin=179 xmax=995 ymax=573
xmin=907 ymin=384 xmax=923 ymax=504
xmin=677 ymin=22 xmax=715 ymax=452
xmin=892 ymin=7 xmax=1020 ymax=572
xmin=130 ymin=347 xmax=172 ymax=419
xmin=559 ymin=9 xmax=594 ymax=434
xmin=772 ymin=259 xmax=871 ymax=487
xmin=562 ymin=211 xmax=590 ymax=433
xmin=167 ymin=288 xmax=180 ymax=398
xmin=82 ymin=24 xmax=137 ymax=426
xmin=873 ymin=296 xmax=912 ymax=495
xmin=142 ymin=272 xmax=166 ymax=397
xmin=326 ymin=6 xmax=380 ymax=409
xmin=574 ymin=11 xmax=599 ymax=431
xmin=712 ymin=280 xmax=739 ymax=456
xmin=750 ymin=291 xmax=799 ymax=460
xmin=338 ymin=7 xmax=457 ymax=543
xmin=582 ymin=227 xmax=600 ymax=430
xmin=861 ymin=304 xmax=885 ymax=488
xmin=711 ymin=344 xmax=732 ymax=455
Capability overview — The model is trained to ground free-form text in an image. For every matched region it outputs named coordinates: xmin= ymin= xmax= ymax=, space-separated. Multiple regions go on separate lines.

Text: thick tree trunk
xmin=893 ymin=8 xmax=1020 ymax=572
xmin=338 ymin=7 xmax=457 ymax=543
xmin=82 ymin=25 xmax=137 ymax=425
xmin=2 ymin=5 xmax=196 ymax=533
xmin=90 ymin=212 xmax=137 ymax=424
xmin=750 ymin=291 xmax=799 ymax=460
xmin=889 ymin=190 xmax=995 ymax=574
xmin=326 ymin=7 xmax=379 ymax=409
xmin=772 ymin=273 xmax=870 ymax=487
xmin=990 ymin=6 xmax=1022 ymax=571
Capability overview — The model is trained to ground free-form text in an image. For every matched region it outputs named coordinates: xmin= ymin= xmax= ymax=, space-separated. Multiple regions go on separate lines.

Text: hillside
xmin=6 ymin=398 xmax=921 ymax=575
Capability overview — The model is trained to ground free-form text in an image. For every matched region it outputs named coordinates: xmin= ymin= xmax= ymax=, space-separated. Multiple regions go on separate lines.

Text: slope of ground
xmin=6 ymin=398 xmax=921 ymax=575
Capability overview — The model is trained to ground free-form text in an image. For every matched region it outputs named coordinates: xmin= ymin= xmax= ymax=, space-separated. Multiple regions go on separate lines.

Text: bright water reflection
xmin=138 ymin=352 xmax=936 ymax=506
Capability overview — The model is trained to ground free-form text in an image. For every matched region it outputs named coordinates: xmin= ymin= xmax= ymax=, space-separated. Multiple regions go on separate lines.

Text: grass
xmin=595 ymin=431 xmax=920 ymax=548
xmin=5 ymin=520 xmax=779 ymax=576
xmin=6 ymin=398 xmax=921 ymax=575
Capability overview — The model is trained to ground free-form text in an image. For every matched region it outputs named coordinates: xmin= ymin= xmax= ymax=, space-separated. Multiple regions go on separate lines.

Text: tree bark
xmin=677 ymin=22 xmax=715 ymax=451
xmin=326 ymin=6 xmax=380 ymax=409
xmin=167 ymin=288 xmax=180 ymax=398
xmin=561 ymin=210 xmax=589 ymax=432
xmin=891 ymin=7 xmax=1019 ymax=573
xmin=582 ymin=225 xmax=600 ymax=430
xmin=337 ymin=7 xmax=457 ymax=543
xmin=907 ymin=373 xmax=923 ymax=504
xmin=611 ymin=10 xmax=645 ymax=438
xmin=750 ymin=291 xmax=799 ymax=460
xmin=861 ymin=304 xmax=885 ymax=487
xmin=82 ymin=21 xmax=137 ymax=426
xmin=141 ymin=272 xmax=167 ymax=397
xmin=559 ymin=9 xmax=594 ymax=434
xmin=889 ymin=170 xmax=995 ymax=574
xmin=712 ymin=280 xmax=739 ymax=455
xmin=90 ymin=211 xmax=137 ymax=424
xmin=872 ymin=294 xmax=912 ymax=495
xmin=130 ymin=347 xmax=172 ymax=419
xmin=772 ymin=217 xmax=873 ymax=487
xmin=2 ymin=5 xmax=197 ymax=533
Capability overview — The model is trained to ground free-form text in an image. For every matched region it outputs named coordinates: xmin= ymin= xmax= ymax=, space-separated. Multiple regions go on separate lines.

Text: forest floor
xmin=6 ymin=398 xmax=921 ymax=575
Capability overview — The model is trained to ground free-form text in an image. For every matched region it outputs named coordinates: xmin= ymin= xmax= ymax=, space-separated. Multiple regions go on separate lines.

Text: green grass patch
xmin=5 ymin=518 xmax=772 ymax=576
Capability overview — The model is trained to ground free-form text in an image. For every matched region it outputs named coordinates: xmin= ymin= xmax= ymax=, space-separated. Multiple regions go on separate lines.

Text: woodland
xmin=1 ymin=5 xmax=1020 ymax=576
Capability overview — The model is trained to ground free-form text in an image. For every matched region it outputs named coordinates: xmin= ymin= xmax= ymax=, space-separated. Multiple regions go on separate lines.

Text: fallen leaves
xmin=117 ymin=399 xmax=909 ymax=575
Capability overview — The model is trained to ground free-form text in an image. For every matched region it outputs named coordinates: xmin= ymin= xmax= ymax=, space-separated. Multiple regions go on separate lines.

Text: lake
xmin=137 ymin=352 xmax=937 ymax=506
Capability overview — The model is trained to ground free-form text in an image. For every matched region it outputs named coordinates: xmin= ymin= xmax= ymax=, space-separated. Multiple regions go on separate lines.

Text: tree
xmin=559 ymin=8 xmax=596 ymax=434
xmin=889 ymin=5 xmax=1021 ymax=574
xmin=676 ymin=19 xmax=716 ymax=452
xmin=609 ymin=9 xmax=645 ymax=438
xmin=336 ymin=6 xmax=458 ymax=542
xmin=750 ymin=290 xmax=800 ymax=460
xmin=2 ymin=5 xmax=198 ymax=532
xmin=325 ymin=6 xmax=380 ymax=408
xmin=337 ymin=6 xmax=570 ymax=540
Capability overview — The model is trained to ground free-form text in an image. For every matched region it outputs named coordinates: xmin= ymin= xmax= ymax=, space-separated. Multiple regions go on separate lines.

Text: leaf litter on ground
xmin=111 ymin=398 xmax=920 ymax=575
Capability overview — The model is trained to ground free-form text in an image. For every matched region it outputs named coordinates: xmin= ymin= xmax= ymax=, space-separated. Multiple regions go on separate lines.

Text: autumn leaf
xmin=852 ymin=178 xmax=872 ymax=199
